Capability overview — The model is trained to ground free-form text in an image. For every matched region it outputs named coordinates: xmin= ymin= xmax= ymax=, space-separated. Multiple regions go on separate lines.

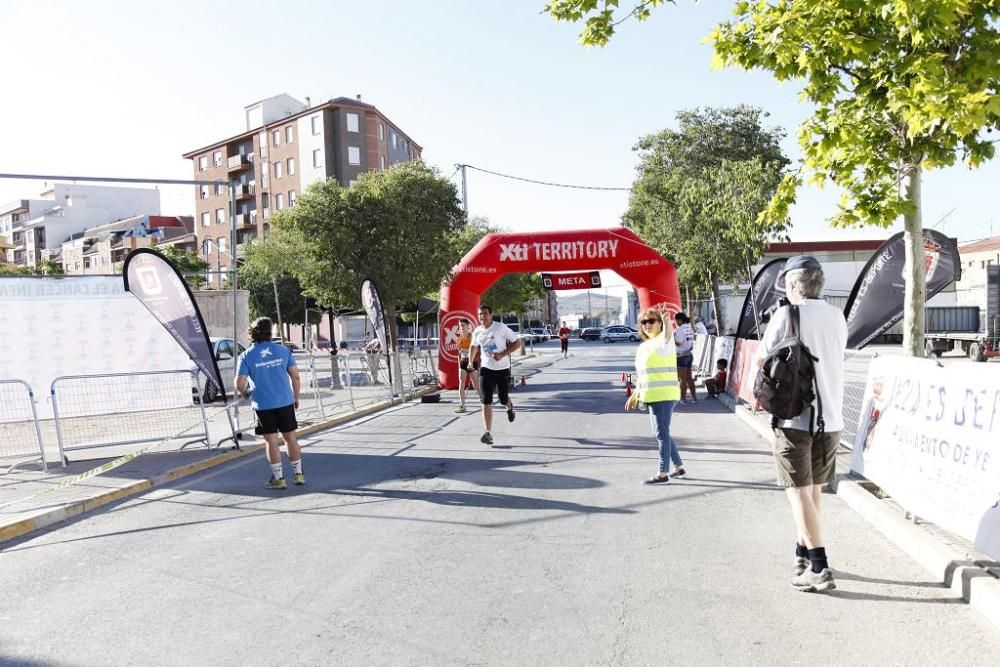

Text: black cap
xmin=778 ymin=255 xmax=822 ymax=277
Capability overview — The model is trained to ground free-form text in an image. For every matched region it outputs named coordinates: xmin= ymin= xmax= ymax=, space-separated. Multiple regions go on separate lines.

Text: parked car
xmin=580 ymin=327 xmax=603 ymax=341
xmin=194 ymin=337 xmax=245 ymax=403
xmin=526 ymin=328 xmax=548 ymax=343
xmin=600 ymin=326 xmax=639 ymax=343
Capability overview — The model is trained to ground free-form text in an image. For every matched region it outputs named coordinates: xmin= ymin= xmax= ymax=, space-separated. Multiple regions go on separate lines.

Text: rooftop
xmin=959 ymin=237 xmax=1000 ymax=254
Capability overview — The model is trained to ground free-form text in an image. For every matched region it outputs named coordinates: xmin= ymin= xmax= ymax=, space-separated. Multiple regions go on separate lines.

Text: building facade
xmin=182 ymin=94 xmax=423 ymax=281
xmin=955 ymin=237 xmax=1000 ymax=307
xmin=61 ymin=215 xmax=193 ymax=275
xmin=0 ymin=184 xmax=160 ymax=269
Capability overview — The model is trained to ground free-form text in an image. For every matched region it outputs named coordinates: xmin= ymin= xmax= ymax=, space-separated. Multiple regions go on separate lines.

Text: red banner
xmin=726 ymin=339 xmax=760 ymax=407
xmin=541 ymin=271 xmax=602 ymax=290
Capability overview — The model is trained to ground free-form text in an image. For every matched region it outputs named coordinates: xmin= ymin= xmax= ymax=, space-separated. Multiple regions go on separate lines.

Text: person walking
xmin=455 ymin=319 xmax=481 ymax=413
xmin=693 ymin=315 xmax=709 ymax=336
xmin=236 ymin=317 xmax=304 ymax=490
xmin=756 ymin=256 xmax=847 ymax=593
xmin=470 ymin=305 xmax=521 ymax=446
xmin=626 ymin=308 xmax=685 ymax=483
xmin=558 ymin=321 xmax=571 ymax=359
xmin=673 ymin=312 xmax=697 ymax=403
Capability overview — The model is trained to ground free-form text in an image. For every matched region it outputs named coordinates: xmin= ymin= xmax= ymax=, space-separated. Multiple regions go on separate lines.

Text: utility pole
xmin=460 ymin=164 xmax=468 ymax=216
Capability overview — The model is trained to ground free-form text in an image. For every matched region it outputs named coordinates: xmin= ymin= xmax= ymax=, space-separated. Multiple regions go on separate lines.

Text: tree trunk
xmin=903 ymin=165 xmax=926 ymax=357
xmin=709 ymin=271 xmax=723 ymax=336
xmin=272 ymin=278 xmax=285 ymax=342
xmin=685 ymin=284 xmax=692 ymax=315
xmin=327 ymin=309 xmax=343 ymax=390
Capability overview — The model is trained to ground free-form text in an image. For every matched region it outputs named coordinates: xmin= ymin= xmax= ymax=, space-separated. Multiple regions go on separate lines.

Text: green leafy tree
xmin=155 ymin=245 xmax=209 ymax=289
xmin=265 ymin=161 xmax=466 ymax=344
xmin=625 ymin=106 xmax=790 ymax=330
xmin=547 ymin=0 xmax=1000 ymax=356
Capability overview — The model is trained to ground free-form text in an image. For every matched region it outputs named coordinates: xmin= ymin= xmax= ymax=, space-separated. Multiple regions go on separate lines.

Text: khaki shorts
xmin=772 ymin=428 xmax=840 ymax=488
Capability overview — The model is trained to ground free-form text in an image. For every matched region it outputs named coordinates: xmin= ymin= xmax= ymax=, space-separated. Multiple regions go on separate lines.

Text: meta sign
xmin=541 ymin=271 xmax=602 ymax=290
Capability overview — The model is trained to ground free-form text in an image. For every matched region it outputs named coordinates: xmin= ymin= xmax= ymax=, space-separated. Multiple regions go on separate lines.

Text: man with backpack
xmin=755 ymin=256 xmax=847 ymax=593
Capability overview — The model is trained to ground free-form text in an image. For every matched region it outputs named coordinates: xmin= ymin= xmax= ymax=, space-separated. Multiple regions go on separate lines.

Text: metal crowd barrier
xmin=50 ymin=370 xmax=210 ymax=460
xmin=0 ymin=379 xmax=48 ymax=473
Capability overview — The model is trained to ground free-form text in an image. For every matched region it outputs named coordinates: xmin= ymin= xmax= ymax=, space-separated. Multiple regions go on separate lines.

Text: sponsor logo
xmin=260 ymin=348 xmax=273 ymax=358
xmin=136 ymin=265 xmax=163 ymax=295
xmin=439 ymin=310 xmax=477 ymax=363
xmin=499 ymin=239 xmax=620 ymax=262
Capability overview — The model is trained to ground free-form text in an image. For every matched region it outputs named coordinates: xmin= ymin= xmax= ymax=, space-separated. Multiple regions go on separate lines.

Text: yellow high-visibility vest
xmin=634 ymin=332 xmax=681 ymax=403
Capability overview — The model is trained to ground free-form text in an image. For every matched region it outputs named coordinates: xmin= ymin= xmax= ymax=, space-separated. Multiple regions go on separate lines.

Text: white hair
xmin=785 ymin=268 xmax=825 ymax=300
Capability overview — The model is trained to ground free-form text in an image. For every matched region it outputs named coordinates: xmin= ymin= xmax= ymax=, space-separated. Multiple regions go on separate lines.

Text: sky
xmin=2 ymin=0 xmax=997 ymax=305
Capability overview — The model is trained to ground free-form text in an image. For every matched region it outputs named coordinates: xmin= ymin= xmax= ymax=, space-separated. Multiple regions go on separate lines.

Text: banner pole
xmin=229 ymin=181 xmax=240 ymax=438
xmin=747 ymin=260 xmax=762 ymax=336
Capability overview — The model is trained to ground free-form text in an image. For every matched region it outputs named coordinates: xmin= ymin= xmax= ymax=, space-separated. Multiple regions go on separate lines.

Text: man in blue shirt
xmin=236 ymin=317 xmax=303 ymax=490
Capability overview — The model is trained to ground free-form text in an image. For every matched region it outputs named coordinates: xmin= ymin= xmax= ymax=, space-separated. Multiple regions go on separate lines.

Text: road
xmin=1 ymin=340 xmax=998 ymax=666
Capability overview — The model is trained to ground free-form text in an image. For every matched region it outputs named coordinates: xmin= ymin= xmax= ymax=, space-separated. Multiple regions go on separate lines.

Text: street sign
xmin=541 ymin=271 xmax=602 ymax=290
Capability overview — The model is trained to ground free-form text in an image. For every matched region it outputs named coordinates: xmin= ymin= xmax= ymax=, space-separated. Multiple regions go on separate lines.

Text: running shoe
xmin=793 ymin=557 xmax=809 ymax=577
xmin=455 ymin=406 xmax=467 ymax=414
xmin=507 ymin=407 xmax=516 ymax=422
xmin=293 ymin=473 xmax=306 ymax=486
xmin=264 ymin=476 xmax=287 ymax=490
xmin=480 ymin=432 xmax=494 ymax=446
xmin=668 ymin=467 xmax=686 ymax=478
xmin=790 ymin=567 xmax=836 ymax=592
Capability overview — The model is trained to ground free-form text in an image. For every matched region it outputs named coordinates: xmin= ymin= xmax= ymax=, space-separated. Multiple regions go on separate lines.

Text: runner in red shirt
xmin=558 ymin=321 xmax=571 ymax=359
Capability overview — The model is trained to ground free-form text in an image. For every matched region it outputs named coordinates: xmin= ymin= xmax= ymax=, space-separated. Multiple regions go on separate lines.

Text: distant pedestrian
xmin=704 ymin=358 xmax=728 ymax=397
xmin=558 ymin=320 xmax=571 ymax=359
xmin=455 ymin=319 xmax=481 ymax=413
xmin=471 ymin=305 xmax=521 ymax=446
xmin=626 ymin=308 xmax=685 ymax=483
xmin=673 ymin=312 xmax=697 ymax=403
xmin=693 ymin=316 xmax=709 ymax=336
xmin=236 ymin=317 xmax=304 ymax=490
xmin=756 ymin=256 xmax=846 ymax=593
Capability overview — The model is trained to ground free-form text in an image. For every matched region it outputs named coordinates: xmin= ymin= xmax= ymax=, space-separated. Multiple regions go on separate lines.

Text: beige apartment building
xmin=60 ymin=215 xmax=194 ymax=275
xmin=183 ymin=94 xmax=422 ymax=280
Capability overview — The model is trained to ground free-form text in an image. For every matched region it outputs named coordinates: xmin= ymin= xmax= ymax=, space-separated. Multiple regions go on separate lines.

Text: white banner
xmin=0 ymin=276 xmax=194 ymax=420
xmin=851 ymin=356 xmax=1000 ymax=559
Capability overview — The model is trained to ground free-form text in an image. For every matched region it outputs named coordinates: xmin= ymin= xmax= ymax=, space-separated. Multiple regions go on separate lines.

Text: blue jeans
xmin=648 ymin=400 xmax=682 ymax=473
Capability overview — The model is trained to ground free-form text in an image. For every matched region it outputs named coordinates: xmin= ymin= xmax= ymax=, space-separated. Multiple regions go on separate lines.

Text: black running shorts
xmin=479 ymin=367 xmax=511 ymax=406
xmin=255 ymin=404 xmax=298 ymax=435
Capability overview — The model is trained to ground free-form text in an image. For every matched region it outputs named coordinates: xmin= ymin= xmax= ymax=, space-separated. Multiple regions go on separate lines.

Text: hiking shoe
xmin=793 ymin=557 xmax=809 ymax=577
xmin=507 ymin=407 xmax=516 ymax=423
xmin=292 ymin=473 xmax=306 ymax=486
xmin=455 ymin=406 xmax=467 ymax=414
xmin=480 ymin=432 xmax=494 ymax=446
xmin=669 ymin=467 xmax=686 ymax=479
xmin=264 ymin=476 xmax=287 ymax=490
xmin=790 ymin=567 xmax=836 ymax=592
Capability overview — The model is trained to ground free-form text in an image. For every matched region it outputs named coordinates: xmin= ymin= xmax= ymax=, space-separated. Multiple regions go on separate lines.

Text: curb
xmin=728 ymin=396 xmax=1000 ymax=630
xmin=0 ymin=386 xmax=440 ymax=547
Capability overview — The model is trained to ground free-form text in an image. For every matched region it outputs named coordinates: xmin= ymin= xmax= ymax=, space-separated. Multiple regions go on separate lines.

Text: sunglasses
xmin=640 ymin=318 xmax=661 ymax=325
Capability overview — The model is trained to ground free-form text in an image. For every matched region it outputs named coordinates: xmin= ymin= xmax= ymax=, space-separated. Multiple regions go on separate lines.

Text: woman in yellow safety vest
xmin=626 ymin=308 xmax=684 ymax=484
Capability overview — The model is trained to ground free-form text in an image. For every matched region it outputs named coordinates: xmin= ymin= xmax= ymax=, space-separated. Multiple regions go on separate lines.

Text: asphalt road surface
xmin=2 ymin=340 xmax=998 ymax=666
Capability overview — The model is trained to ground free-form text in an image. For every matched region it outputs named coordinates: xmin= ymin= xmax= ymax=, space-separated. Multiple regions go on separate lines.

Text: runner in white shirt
xmin=470 ymin=305 xmax=521 ymax=446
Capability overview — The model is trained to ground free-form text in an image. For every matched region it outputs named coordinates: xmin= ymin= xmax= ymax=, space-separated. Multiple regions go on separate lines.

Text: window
xmin=273 ymin=161 xmax=283 ymax=178
xmin=312 ymin=149 xmax=323 ymax=168
xmin=346 ymin=112 xmax=359 ymax=133
xmin=213 ymin=151 xmax=223 ymax=167
xmin=261 ymin=193 xmax=269 ymax=209
xmin=198 ymin=156 xmax=208 ymax=172
xmin=272 ymin=130 xmax=281 ymax=147
xmin=200 ymin=185 xmax=209 ymax=199
xmin=218 ymin=236 xmax=227 ymax=253
xmin=311 ymin=115 xmax=321 ymax=135
xmin=285 ymin=126 xmax=293 ymax=143
xmin=286 ymin=157 xmax=295 ymax=176
xmin=276 ymin=193 xmax=285 ymax=210
xmin=215 ymin=183 xmax=225 ymax=196
xmin=391 ymin=132 xmax=397 ymax=150
xmin=215 ymin=208 xmax=226 ymax=225
xmin=289 ymin=190 xmax=297 ymax=207
xmin=348 ymin=146 xmax=361 ymax=165
xmin=201 ymin=212 xmax=211 ymax=227
xmin=378 ymin=123 xmax=384 ymax=140
xmin=379 ymin=155 xmax=386 ymax=170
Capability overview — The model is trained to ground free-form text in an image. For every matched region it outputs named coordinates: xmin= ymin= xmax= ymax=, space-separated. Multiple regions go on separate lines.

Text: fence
xmin=0 ymin=379 xmax=48 ymax=472
xmin=51 ymin=370 xmax=211 ymax=459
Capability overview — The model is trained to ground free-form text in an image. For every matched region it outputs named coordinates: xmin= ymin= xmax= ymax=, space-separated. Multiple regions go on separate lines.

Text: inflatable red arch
xmin=438 ymin=227 xmax=680 ymax=388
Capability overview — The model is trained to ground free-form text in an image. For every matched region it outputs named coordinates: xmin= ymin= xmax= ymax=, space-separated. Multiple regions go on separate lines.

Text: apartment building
xmin=0 ymin=184 xmax=160 ymax=269
xmin=182 ymin=93 xmax=423 ymax=278
xmin=61 ymin=215 xmax=193 ymax=275
xmin=955 ymin=236 xmax=1000 ymax=307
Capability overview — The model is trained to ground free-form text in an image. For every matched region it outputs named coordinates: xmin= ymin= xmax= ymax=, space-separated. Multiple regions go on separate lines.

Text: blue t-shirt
xmin=237 ymin=341 xmax=297 ymax=410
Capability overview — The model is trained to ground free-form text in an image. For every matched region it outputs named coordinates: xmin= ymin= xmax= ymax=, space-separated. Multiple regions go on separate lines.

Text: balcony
xmin=234 ymin=182 xmax=256 ymax=199
xmin=234 ymin=213 xmax=254 ymax=229
xmin=227 ymin=154 xmax=251 ymax=171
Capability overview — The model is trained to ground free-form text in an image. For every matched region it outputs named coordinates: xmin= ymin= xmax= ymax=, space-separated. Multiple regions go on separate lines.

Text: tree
xmin=1 ymin=259 xmax=65 ymax=276
xmin=547 ymin=0 xmax=1000 ymax=356
xmin=156 ymin=245 xmax=209 ymax=289
xmin=264 ymin=161 xmax=466 ymax=345
xmin=624 ymin=106 xmax=790 ymax=331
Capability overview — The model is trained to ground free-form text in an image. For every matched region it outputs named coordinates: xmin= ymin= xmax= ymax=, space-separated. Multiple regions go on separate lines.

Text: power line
xmin=460 ymin=164 xmax=631 ymax=192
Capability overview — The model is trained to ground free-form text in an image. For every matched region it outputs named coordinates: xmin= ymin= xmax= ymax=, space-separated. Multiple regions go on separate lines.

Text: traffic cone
xmin=520 ymin=375 xmax=527 ymax=386
xmin=625 ymin=382 xmax=633 ymax=397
